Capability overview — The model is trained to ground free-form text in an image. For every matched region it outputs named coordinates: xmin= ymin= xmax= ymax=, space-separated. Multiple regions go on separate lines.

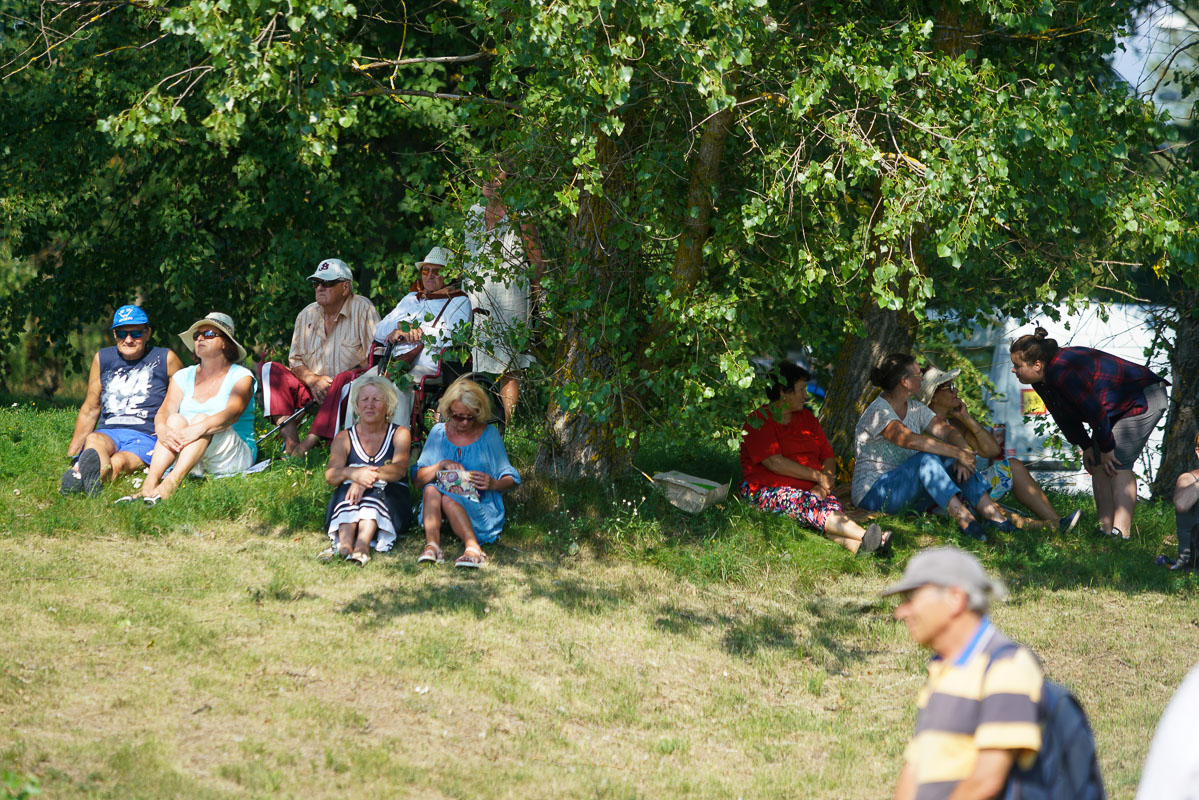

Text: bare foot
xmin=292 ymin=434 xmax=323 ymax=458
xmin=153 ymin=475 xmax=180 ymax=500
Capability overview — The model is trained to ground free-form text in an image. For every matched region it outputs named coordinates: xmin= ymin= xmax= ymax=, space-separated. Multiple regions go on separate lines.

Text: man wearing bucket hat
xmin=918 ymin=364 xmax=1081 ymax=534
xmin=369 ymin=246 xmax=472 ymax=430
xmin=61 ymin=305 xmax=183 ymax=496
xmin=260 ymin=257 xmax=380 ymax=456
xmin=885 ymin=547 xmax=1043 ymax=800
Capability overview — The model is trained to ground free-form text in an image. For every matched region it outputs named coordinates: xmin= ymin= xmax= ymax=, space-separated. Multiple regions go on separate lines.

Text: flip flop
xmin=317 ymin=547 xmax=337 ymax=562
xmin=858 ymin=523 xmax=884 ymax=555
xmin=114 ymin=495 xmax=140 ymax=504
xmin=455 ymin=550 xmax=486 ymax=569
xmin=143 ymin=495 xmax=162 ymax=507
xmin=77 ymin=448 xmax=103 ymax=497
xmin=418 ymin=543 xmax=444 ymax=565
xmin=347 ymin=552 xmax=371 ymax=567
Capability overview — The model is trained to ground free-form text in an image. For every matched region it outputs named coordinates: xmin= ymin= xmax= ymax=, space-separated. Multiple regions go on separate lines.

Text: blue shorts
xmin=93 ymin=428 xmax=157 ymax=464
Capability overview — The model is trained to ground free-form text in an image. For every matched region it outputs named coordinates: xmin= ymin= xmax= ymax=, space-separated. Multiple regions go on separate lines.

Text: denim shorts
xmin=93 ymin=428 xmax=156 ymax=464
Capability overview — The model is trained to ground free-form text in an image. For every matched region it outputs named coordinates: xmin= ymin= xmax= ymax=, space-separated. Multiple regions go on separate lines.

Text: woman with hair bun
xmin=1010 ymin=326 xmax=1168 ymax=541
xmin=851 ymin=353 xmax=1014 ymax=541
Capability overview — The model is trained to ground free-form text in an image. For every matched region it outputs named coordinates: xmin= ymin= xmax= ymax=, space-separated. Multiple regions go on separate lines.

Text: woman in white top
xmin=128 ymin=313 xmax=256 ymax=506
xmin=374 ymin=247 xmax=472 ymax=429
xmin=463 ymin=170 xmax=545 ymax=422
xmin=851 ymin=353 xmax=1012 ymax=542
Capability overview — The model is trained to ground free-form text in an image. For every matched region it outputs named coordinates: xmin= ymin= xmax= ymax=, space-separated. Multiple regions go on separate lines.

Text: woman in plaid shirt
xmin=1010 ymin=327 xmax=1168 ymax=541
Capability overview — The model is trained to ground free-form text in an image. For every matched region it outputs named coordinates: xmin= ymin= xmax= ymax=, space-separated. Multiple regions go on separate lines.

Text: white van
xmin=954 ymin=303 xmax=1173 ymax=494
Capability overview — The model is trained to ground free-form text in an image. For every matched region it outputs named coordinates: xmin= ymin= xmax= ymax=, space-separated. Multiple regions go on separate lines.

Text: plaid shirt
xmin=1033 ymin=347 xmax=1166 ymax=453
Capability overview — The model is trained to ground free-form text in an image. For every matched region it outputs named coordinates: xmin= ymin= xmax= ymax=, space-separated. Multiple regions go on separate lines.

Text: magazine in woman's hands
xmin=435 ymin=469 xmax=480 ymax=501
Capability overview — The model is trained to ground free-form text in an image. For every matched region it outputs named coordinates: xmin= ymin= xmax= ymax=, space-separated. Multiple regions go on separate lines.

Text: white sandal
xmin=417 ymin=543 xmax=444 ymax=564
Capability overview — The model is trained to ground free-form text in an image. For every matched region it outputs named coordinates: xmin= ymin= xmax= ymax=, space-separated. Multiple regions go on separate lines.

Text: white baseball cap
xmin=308 ymin=258 xmax=353 ymax=283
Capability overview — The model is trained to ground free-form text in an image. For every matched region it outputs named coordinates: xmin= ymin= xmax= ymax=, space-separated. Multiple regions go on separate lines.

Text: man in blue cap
xmin=61 ymin=305 xmax=182 ymax=495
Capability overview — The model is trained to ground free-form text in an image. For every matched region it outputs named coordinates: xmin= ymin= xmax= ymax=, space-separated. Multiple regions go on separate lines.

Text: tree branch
xmin=346 ymin=87 xmax=520 ymax=109
xmin=353 ymin=52 xmax=489 ymax=70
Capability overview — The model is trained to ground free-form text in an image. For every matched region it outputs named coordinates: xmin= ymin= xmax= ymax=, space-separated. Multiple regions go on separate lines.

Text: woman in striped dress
xmin=320 ymin=375 xmax=412 ymax=566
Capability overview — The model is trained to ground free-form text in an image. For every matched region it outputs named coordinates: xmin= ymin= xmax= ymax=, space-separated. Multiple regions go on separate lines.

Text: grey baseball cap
xmin=880 ymin=546 xmax=1007 ymax=600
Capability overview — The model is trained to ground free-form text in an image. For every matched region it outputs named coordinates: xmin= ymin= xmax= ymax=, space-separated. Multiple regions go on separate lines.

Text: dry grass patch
xmin=2 ymin=515 xmax=1197 ymax=799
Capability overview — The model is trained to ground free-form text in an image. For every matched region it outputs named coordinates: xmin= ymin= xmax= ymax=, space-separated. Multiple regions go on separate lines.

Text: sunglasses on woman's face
xmin=113 ymin=329 xmax=146 ymax=340
xmin=937 ymin=382 xmax=957 ymax=393
xmin=193 ymin=330 xmax=221 ymax=341
xmin=449 ymin=412 xmax=476 ymax=423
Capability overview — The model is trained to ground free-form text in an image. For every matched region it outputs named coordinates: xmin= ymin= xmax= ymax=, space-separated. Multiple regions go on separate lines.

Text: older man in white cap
xmin=261 ymin=257 xmax=380 ymax=455
xmin=884 ymin=547 xmax=1044 ymax=800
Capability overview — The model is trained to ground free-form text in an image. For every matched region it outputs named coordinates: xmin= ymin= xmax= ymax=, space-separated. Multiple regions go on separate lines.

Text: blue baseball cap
xmin=111 ymin=305 xmax=150 ymax=329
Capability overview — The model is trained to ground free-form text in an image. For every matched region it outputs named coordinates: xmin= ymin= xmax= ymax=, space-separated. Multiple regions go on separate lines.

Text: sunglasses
xmin=937 ymin=382 xmax=957 ymax=393
xmin=449 ymin=412 xmax=476 ymax=423
xmin=310 ymin=279 xmax=344 ymax=288
xmin=112 ymin=329 xmax=146 ymax=340
xmin=419 ymin=266 xmax=444 ymax=276
xmin=193 ymin=330 xmax=222 ymax=341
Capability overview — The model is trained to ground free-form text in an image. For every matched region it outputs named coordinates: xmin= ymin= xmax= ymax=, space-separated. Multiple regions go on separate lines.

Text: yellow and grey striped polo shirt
xmin=904 ymin=618 xmax=1043 ymax=800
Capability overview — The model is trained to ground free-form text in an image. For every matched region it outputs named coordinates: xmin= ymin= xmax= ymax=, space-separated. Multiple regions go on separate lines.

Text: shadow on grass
xmin=653 ymin=595 xmax=884 ymax=673
xmin=520 ymin=573 xmax=634 ymax=615
xmin=339 ymin=574 xmax=499 ymax=625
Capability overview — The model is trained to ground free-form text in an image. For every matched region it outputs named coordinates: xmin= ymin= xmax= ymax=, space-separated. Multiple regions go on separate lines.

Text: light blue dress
xmin=416 ymin=423 xmax=519 ymax=543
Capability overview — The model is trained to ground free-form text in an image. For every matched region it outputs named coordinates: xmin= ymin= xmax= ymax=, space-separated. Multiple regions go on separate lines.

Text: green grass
xmin=2 ymin=400 xmax=1198 ymax=798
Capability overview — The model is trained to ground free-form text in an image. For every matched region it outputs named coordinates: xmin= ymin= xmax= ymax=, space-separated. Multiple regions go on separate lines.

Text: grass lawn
xmin=2 ymin=397 xmax=1197 ymax=799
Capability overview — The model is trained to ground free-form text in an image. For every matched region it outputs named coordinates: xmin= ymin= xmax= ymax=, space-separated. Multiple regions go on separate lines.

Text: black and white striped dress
xmin=324 ymin=423 xmax=411 ymax=551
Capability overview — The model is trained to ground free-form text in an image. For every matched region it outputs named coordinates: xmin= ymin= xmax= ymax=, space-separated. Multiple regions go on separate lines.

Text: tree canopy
xmin=3 ymin=0 xmax=1197 ymax=479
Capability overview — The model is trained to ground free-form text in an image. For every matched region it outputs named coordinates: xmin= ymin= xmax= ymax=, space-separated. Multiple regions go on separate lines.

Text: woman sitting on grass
xmin=918 ymin=365 xmax=1081 ymax=533
xmin=413 ymin=378 xmax=519 ymax=568
xmin=851 ymin=353 xmax=1013 ymax=542
xmin=320 ymin=375 xmax=412 ymax=566
xmin=740 ymin=362 xmax=891 ymax=556
xmin=123 ymin=313 xmax=256 ymax=506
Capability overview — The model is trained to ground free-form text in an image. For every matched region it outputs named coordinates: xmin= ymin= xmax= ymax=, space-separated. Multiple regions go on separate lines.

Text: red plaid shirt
xmin=1033 ymin=347 xmax=1166 ymax=453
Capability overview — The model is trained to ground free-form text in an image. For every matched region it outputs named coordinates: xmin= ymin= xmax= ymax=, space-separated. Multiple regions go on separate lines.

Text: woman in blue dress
xmin=414 ymin=378 xmax=520 ymax=568
xmin=320 ymin=375 xmax=412 ymax=566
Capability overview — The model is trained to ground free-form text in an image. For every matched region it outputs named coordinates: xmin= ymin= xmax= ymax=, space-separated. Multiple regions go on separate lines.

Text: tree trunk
xmin=1151 ymin=302 xmax=1199 ymax=500
xmin=534 ymin=130 xmax=633 ymax=482
xmin=819 ymin=305 xmax=916 ymax=478
xmin=643 ymin=104 xmax=734 ymax=349
xmin=816 ymin=2 xmax=977 ymax=478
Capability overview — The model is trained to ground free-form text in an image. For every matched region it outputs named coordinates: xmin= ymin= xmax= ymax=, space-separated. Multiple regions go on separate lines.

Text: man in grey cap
xmin=884 ymin=547 xmax=1043 ymax=800
xmin=260 ymin=258 xmax=380 ymax=455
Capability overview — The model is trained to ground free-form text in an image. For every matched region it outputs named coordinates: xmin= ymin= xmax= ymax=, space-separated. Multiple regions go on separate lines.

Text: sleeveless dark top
xmin=97 ymin=346 xmax=171 ymax=435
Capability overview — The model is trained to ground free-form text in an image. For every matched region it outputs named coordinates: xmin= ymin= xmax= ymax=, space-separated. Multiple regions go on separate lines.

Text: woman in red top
xmin=740 ymin=362 xmax=891 ymax=555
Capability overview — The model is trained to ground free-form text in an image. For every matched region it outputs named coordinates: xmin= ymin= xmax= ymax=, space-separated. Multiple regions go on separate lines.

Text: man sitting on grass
xmin=1165 ymin=432 xmax=1199 ymax=572
xmin=885 ymin=547 xmax=1043 ymax=800
xmin=62 ymin=305 xmax=182 ymax=496
xmin=259 ymin=258 xmax=380 ymax=456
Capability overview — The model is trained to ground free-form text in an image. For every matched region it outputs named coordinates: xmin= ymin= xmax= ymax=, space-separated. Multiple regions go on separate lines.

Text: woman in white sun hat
xmin=373 ymin=247 xmax=472 ymax=429
xmin=125 ymin=312 xmax=257 ymax=505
